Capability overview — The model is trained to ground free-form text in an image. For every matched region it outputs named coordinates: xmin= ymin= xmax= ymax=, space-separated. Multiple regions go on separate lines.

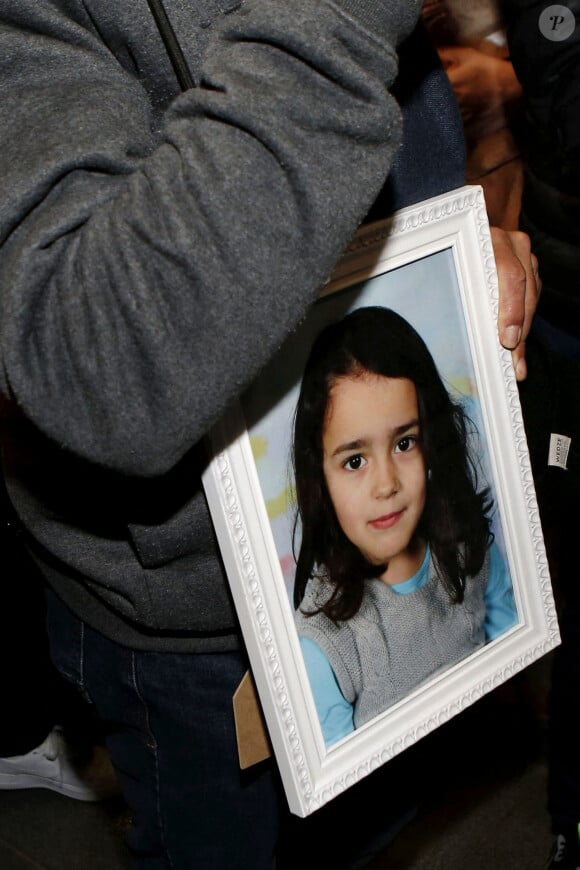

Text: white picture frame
xmin=202 ymin=185 xmax=559 ymax=818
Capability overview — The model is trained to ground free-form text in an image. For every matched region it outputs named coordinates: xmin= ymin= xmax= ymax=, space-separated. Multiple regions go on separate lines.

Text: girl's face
xmin=322 ymin=372 xmax=427 ymax=585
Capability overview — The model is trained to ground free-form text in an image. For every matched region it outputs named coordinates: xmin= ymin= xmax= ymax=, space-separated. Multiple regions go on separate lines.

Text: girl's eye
xmin=343 ymin=454 xmax=367 ymax=471
xmin=394 ymin=435 xmax=418 ymax=454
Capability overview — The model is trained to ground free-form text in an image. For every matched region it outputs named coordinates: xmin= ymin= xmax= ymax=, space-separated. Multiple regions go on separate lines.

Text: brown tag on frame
xmin=233 ymin=670 xmax=272 ymax=769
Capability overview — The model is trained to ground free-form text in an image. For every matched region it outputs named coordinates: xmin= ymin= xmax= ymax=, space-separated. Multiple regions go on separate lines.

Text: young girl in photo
xmin=293 ymin=306 xmax=518 ymax=747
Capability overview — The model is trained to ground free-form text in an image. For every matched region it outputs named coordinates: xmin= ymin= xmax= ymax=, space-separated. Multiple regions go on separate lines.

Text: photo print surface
xmin=202 ymin=187 xmax=559 ymax=817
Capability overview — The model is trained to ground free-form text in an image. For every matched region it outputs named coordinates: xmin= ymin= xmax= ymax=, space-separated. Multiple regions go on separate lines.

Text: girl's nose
xmin=372 ymin=457 xmax=399 ymax=498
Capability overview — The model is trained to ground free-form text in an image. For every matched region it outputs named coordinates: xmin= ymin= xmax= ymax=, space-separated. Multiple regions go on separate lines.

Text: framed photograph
xmin=202 ymin=185 xmax=559 ymax=817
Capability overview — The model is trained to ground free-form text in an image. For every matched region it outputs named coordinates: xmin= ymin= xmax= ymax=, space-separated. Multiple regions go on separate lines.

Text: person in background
xmin=0 ymin=474 xmax=117 ymax=802
xmin=422 ymin=0 xmax=525 ymax=230
xmin=503 ymin=2 xmax=580 ymax=868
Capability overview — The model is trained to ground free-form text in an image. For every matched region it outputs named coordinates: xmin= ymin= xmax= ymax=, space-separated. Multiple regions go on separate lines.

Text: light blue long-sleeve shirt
xmin=300 ymin=541 xmax=517 ymax=746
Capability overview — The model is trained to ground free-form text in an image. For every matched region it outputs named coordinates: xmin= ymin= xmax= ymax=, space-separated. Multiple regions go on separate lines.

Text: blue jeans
xmin=46 ymin=591 xmax=280 ymax=868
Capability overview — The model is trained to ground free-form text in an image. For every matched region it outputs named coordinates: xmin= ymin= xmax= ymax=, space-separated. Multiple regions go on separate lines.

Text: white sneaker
xmin=0 ymin=726 xmax=120 ymax=802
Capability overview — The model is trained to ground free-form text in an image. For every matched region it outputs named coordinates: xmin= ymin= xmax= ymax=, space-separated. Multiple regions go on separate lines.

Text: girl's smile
xmin=369 ymin=510 xmax=405 ymax=530
xmin=322 ymin=372 xmax=427 ymax=585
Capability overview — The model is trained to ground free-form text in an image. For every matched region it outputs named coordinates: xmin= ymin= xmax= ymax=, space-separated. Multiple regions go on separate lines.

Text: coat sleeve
xmin=483 ymin=540 xmax=519 ymax=641
xmin=300 ymin=636 xmax=355 ymax=746
xmin=0 ymin=0 xmax=421 ymax=477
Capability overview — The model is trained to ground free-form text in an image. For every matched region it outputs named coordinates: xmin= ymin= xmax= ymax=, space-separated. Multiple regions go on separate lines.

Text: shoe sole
xmin=0 ymin=772 xmax=102 ymax=802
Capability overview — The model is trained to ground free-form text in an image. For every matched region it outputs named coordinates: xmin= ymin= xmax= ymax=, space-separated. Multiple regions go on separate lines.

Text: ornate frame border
xmin=202 ymin=186 xmax=559 ymax=817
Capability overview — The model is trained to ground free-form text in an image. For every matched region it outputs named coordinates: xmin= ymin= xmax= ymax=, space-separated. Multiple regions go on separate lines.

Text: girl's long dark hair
xmin=292 ymin=306 xmax=492 ymax=622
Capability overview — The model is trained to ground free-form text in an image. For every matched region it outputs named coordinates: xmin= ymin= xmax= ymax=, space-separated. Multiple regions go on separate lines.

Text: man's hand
xmin=491 ymin=226 xmax=540 ymax=381
xmin=438 ymin=45 xmax=522 ymax=140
